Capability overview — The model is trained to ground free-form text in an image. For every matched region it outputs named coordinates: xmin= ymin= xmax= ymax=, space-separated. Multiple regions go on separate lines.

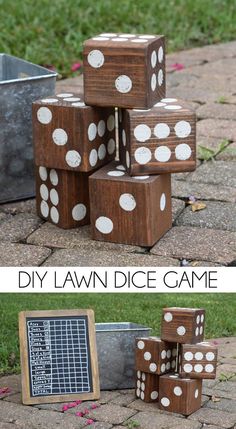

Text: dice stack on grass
xmin=33 ymin=33 xmax=196 ymax=245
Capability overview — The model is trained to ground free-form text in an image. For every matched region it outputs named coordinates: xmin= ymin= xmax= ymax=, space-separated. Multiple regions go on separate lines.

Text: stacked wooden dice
xmin=135 ymin=307 xmax=218 ymax=415
xmin=33 ymin=33 xmax=196 ymax=245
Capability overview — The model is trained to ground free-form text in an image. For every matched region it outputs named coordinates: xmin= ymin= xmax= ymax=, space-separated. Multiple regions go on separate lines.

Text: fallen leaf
xmin=191 ymin=201 xmax=206 ymax=212
xmin=212 ymin=395 xmax=221 ymax=402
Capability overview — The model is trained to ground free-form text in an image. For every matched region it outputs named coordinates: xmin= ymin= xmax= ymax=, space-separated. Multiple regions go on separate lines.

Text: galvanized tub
xmin=0 ymin=54 xmax=57 ymax=203
xmin=96 ymin=322 xmax=151 ymax=390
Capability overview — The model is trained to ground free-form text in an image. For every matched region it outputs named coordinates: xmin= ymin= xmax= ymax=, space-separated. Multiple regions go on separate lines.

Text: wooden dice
xmin=136 ymin=337 xmax=177 ymax=375
xmin=89 ymin=161 xmax=172 ymax=246
xmin=33 ymin=92 xmax=116 ymax=172
xmin=118 ymin=99 xmax=196 ymax=176
xmin=179 ymin=343 xmax=217 ymax=379
xmin=159 ymin=374 xmax=202 ymax=415
xmin=136 ymin=371 xmax=159 ymax=403
xmin=83 ymin=33 xmax=165 ymax=108
xmin=161 ymin=308 xmax=205 ymax=344
xmin=36 ymin=165 xmax=90 ymax=228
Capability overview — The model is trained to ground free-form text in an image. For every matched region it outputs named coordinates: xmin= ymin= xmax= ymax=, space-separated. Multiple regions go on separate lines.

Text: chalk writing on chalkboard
xmin=19 ymin=310 xmax=100 ymax=405
xmin=27 ymin=316 xmax=92 ymax=396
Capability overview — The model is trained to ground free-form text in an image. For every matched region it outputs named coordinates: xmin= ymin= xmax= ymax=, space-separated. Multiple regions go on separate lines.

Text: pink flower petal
xmin=86 ymin=419 xmax=94 ymax=425
xmin=62 ymin=405 xmax=69 ymax=412
xmin=76 ymin=411 xmax=84 ymax=417
xmin=171 ymin=62 xmax=184 ymax=71
xmin=0 ymin=387 xmax=10 ymax=395
xmin=71 ymin=62 xmax=82 ymax=72
xmin=76 ymin=399 xmax=82 ymax=405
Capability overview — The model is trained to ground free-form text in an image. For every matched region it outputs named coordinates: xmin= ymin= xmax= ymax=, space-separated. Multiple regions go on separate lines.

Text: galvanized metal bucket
xmin=96 ymin=322 xmax=151 ymax=390
xmin=0 ymin=54 xmax=57 ymax=203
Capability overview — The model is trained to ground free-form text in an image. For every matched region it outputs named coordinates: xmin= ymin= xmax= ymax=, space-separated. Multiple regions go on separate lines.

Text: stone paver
xmin=0 ymin=337 xmax=235 ymax=428
xmin=27 ymin=223 xmax=144 ymax=253
xmin=189 ymin=408 xmax=236 ymax=428
xmin=187 ymin=161 xmax=236 ymax=188
xmin=43 ymin=248 xmax=179 ymax=267
xmin=176 ymin=201 xmax=236 ymax=232
xmin=172 ymin=179 xmax=236 ymax=203
xmin=87 ymin=403 xmax=136 ymax=424
xmin=151 ymin=226 xmax=236 ymax=265
xmin=1 ymin=41 xmax=236 ymax=265
xmin=0 ymin=243 xmax=51 ymax=266
xmin=0 ymin=213 xmax=42 ymax=243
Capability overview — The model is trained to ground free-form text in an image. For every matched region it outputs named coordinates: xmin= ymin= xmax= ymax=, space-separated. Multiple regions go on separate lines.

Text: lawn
xmin=0 ymin=0 xmax=235 ymax=77
xmin=0 ymin=293 xmax=235 ymax=375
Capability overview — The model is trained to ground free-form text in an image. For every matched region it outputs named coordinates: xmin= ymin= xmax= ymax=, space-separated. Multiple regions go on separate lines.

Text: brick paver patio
xmin=0 ymin=336 xmax=235 ymax=428
xmin=0 ymin=41 xmax=236 ymax=266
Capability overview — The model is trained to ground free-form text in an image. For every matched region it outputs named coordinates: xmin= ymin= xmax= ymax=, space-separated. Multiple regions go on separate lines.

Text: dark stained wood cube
xmin=36 ymin=165 xmax=91 ymax=229
xmin=179 ymin=342 xmax=217 ymax=379
xmin=135 ymin=337 xmax=177 ymax=375
xmin=161 ymin=308 xmax=205 ymax=344
xmin=118 ymin=99 xmax=196 ymax=175
xmin=89 ymin=161 xmax=172 ymax=246
xmin=159 ymin=374 xmax=202 ymax=415
xmin=33 ymin=92 xmax=116 ymax=172
xmin=83 ymin=33 xmax=165 ymax=108
xmin=136 ymin=371 xmax=159 ymax=403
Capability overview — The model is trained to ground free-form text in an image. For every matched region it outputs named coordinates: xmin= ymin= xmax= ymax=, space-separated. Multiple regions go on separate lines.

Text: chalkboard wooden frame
xmin=19 ymin=309 xmax=100 ymax=405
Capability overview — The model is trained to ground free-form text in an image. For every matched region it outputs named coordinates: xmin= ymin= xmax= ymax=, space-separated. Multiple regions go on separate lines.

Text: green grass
xmin=0 ymin=293 xmax=235 ymax=375
xmin=0 ymin=0 xmax=236 ymax=77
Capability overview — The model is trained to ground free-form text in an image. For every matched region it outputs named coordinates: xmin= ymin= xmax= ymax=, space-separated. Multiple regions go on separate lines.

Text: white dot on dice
xmin=184 ymin=363 xmax=193 ymax=373
xmin=151 ymin=391 xmax=158 ymax=400
xmin=39 ymin=166 xmax=47 ymax=181
xmin=107 ymin=115 xmax=115 ymax=131
xmin=154 ymin=123 xmax=170 ymax=139
xmin=40 ymin=184 xmax=49 ymax=201
xmin=175 ymin=143 xmax=192 ymax=161
xmin=151 ymin=50 xmax=157 ymax=68
xmin=50 ymin=206 xmax=59 ymax=224
xmin=164 ymin=312 xmax=173 ymax=322
xmin=40 ymin=200 xmax=49 ymax=217
xmin=98 ymin=120 xmax=106 ymax=137
xmin=134 ymin=147 xmax=152 ymax=164
xmin=115 ymin=75 xmax=132 ymax=93
xmin=160 ymin=193 xmax=166 ymax=211
xmin=98 ymin=144 xmax=106 ymax=160
xmin=175 ymin=121 xmax=191 ymax=138
xmin=144 ymin=352 xmax=151 ymax=361
xmin=95 ymin=216 xmax=113 ymax=234
xmin=206 ymin=352 xmax=215 ymax=361
xmin=72 ymin=204 xmax=87 ymax=221
xmin=155 ymin=146 xmax=171 ymax=163
xmin=184 ymin=352 xmax=193 ymax=361
xmin=50 ymin=189 xmax=59 ymax=206
xmin=87 ymin=50 xmax=105 ymax=68
xmin=137 ymin=340 xmax=145 ymax=349
xmin=119 ymin=193 xmax=136 ymax=212
xmin=149 ymin=363 xmax=157 ymax=372
xmin=108 ymin=138 xmax=116 ymax=155
xmin=177 ymin=326 xmax=186 ymax=336
xmin=52 ymin=128 xmax=68 ymax=146
xmin=205 ymin=364 xmax=214 ymax=373
xmin=151 ymin=73 xmax=157 ymax=91
xmin=161 ymin=397 xmax=170 ymax=407
xmin=174 ymin=386 xmax=182 ymax=396
xmin=134 ymin=124 xmax=151 ymax=142
xmin=65 ymin=150 xmax=81 ymax=168
xmin=37 ymin=107 xmax=52 ymax=124
xmin=88 ymin=123 xmax=97 ymax=141
xmin=107 ymin=170 xmax=125 ymax=177
xmin=50 ymin=169 xmax=59 ymax=186
xmin=89 ymin=149 xmax=98 ymax=167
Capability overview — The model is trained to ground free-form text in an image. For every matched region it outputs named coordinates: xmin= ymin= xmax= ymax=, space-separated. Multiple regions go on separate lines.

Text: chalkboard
xmin=19 ymin=310 xmax=100 ymax=405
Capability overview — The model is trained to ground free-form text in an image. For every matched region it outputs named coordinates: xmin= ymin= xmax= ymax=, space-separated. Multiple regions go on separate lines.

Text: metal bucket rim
xmin=95 ymin=322 xmax=151 ymax=332
xmin=0 ymin=53 xmax=58 ymax=84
